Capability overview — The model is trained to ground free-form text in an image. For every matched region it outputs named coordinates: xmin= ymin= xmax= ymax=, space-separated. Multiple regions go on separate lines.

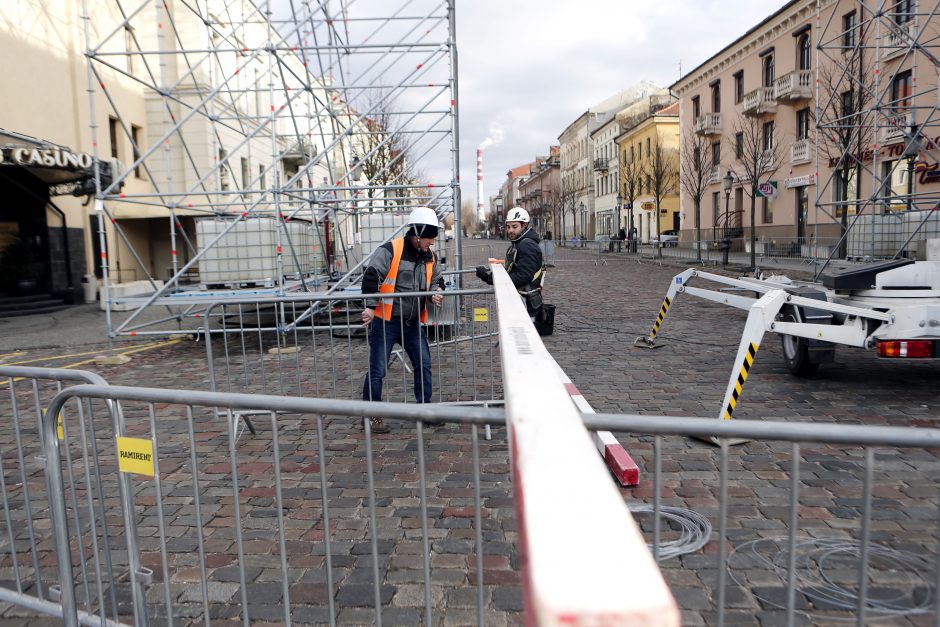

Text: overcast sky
xmin=455 ymin=0 xmax=787 ymax=207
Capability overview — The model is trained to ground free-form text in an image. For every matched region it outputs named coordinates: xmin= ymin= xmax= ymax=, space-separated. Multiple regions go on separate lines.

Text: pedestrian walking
xmin=475 ymin=206 xmax=545 ymax=321
xmin=361 ymin=206 xmax=444 ymax=433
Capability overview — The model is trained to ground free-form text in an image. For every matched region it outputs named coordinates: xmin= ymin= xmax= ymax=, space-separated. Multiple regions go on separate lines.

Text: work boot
xmin=365 ymin=417 xmax=390 ymax=434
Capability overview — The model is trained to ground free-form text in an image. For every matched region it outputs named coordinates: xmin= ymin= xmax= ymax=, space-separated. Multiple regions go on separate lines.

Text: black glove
xmin=475 ymin=265 xmax=493 ymax=284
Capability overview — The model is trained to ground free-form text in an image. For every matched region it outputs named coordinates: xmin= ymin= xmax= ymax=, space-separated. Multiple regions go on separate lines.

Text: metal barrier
xmin=585 ymin=412 xmax=940 ymax=625
xmin=0 ymin=366 xmax=145 ymax=626
xmin=202 ymin=288 xmax=501 ymax=406
xmin=40 ymin=384 xmax=507 ymax=626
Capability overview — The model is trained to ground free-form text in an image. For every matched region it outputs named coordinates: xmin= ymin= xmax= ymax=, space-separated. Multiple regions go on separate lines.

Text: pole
xmin=906 ymin=155 xmax=915 ymax=213
xmin=722 ymin=189 xmax=731 ymax=266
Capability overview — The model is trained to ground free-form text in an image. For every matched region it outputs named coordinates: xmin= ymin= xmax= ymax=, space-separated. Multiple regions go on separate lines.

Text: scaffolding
xmin=80 ymin=0 xmax=461 ymax=337
xmin=814 ymin=0 xmax=940 ymax=267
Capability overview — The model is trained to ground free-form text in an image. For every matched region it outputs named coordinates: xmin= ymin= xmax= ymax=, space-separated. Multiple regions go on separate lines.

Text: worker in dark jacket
xmin=361 ymin=206 xmax=444 ymax=433
xmin=475 ymin=207 xmax=545 ymax=318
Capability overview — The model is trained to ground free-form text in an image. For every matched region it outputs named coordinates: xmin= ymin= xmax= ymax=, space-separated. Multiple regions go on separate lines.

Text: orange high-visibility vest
xmin=374 ymin=237 xmax=434 ymax=323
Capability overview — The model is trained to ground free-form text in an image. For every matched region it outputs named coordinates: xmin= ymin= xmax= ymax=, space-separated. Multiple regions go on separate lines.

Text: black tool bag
xmin=534 ymin=303 xmax=555 ymax=336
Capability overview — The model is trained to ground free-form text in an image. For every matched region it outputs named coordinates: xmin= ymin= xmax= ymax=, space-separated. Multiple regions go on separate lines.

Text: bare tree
xmin=557 ymin=177 xmax=580 ymax=242
xmin=460 ymin=199 xmax=479 ymax=237
xmin=619 ymin=144 xmax=643 ymax=249
xmin=644 ymin=134 xmax=679 ymax=241
xmin=815 ymin=18 xmax=877 ymax=257
xmin=679 ymin=129 xmax=717 ymax=260
xmin=727 ymin=113 xmax=783 ymax=269
xmin=355 ymin=89 xmax=419 ymax=211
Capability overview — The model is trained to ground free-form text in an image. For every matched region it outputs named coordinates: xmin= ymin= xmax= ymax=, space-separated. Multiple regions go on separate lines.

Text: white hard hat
xmin=407 ymin=206 xmax=440 ymax=238
xmin=408 ymin=206 xmax=439 ymax=228
xmin=505 ymin=206 xmax=529 ymax=224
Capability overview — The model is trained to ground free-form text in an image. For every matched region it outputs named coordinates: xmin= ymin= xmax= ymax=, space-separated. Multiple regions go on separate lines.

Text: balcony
xmin=694 ymin=113 xmax=723 ymax=136
xmin=774 ymin=70 xmax=812 ymax=102
xmin=790 ymin=139 xmax=812 ymax=165
xmin=883 ymin=20 xmax=916 ymax=59
xmin=593 ymin=158 xmax=609 ymax=171
xmin=881 ymin=111 xmax=914 ymax=143
xmin=743 ymin=87 xmax=777 ymax=116
xmin=707 ymin=166 xmax=721 ymax=185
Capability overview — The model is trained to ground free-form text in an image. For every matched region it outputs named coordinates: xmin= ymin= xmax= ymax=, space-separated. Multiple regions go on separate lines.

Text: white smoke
xmin=478 ymin=122 xmax=505 ymax=150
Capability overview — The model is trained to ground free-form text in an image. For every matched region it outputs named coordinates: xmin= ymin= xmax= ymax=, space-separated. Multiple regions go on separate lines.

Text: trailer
xmin=637 ymin=241 xmax=940 ymax=422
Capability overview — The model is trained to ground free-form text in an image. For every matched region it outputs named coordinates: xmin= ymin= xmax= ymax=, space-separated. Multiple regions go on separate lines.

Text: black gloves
xmin=475 ymin=265 xmax=493 ymax=284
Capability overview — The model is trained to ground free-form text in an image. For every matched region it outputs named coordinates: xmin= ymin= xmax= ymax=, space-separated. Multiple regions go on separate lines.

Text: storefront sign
xmin=0 ymin=145 xmax=94 ymax=170
xmin=641 ymin=201 xmax=655 ymax=211
xmin=784 ymin=173 xmax=817 ymax=189
xmin=756 ymin=180 xmax=778 ymax=198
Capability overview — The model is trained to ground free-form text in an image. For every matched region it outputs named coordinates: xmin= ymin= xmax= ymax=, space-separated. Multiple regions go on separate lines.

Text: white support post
xmin=491 ymin=263 xmax=678 ymax=625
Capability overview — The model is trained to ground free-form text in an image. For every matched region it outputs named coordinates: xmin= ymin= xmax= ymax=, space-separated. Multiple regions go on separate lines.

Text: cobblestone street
xmin=1 ymin=247 xmax=939 ymax=625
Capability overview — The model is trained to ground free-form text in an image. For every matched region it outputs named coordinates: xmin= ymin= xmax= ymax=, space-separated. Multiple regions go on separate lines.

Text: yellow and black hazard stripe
xmin=648 ymin=296 xmax=672 ymax=341
xmin=722 ymin=342 xmax=759 ymax=420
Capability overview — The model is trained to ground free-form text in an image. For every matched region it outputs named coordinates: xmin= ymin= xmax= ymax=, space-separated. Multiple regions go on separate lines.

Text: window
xmin=892 ymin=70 xmax=913 ymax=109
xmin=711 ymin=142 xmax=721 ymax=168
xmin=125 ymin=26 xmax=135 ymax=73
xmin=645 ymin=175 xmax=651 ymax=195
xmin=843 ymin=11 xmax=857 ymax=48
xmin=834 ymin=167 xmax=859 ymax=216
xmin=711 ymin=82 xmax=721 ymax=113
xmin=219 ymin=149 xmax=229 ymax=190
xmin=131 ymin=124 xmax=143 ymax=178
xmin=798 ymin=34 xmax=811 ymax=70
xmin=712 ymin=191 xmax=720 ymax=222
xmin=796 ymin=108 xmax=811 ymax=140
xmin=241 ymin=157 xmax=249 ymax=198
xmin=894 ymin=0 xmax=913 ymax=25
xmin=108 ymin=117 xmax=119 ymax=159
xmin=692 ymin=95 xmax=700 ymax=119
xmin=630 ymin=145 xmax=635 ymax=161
xmin=762 ymin=54 xmax=775 ymax=87
xmin=646 ymin=137 xmax=651 ymax=157
xmin=882 ymin=159 xmax=909 ymax=210
xmin=762 ymin=196 xmax=774 ymax=223
xmin=259 ymin=164 xmax=266 ymax=190
xmin=733 ymin=71 xmax=744 ymax=104
xmin=693 ymin=146 xmax=701 ymax=170
xmin=841 ymin=90 xmax=854 ymax=118
xmin=735 ymin=132 xmax=744 ymax=159
xmin=762 ymin=121 xmax=775 ymax=152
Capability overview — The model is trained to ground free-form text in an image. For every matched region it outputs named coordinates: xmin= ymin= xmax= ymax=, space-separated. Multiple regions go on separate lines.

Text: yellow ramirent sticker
xmin=56 ymin=413 xmax=63 ymax=440
xmin=116 ymin=437 xmax=156 ymax=477
xmin=473 ymin=307 xmax=489 ymax=322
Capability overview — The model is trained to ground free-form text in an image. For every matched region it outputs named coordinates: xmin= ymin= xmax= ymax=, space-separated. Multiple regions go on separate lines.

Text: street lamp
xmin=903 ymin=124 xmax=921 ymax=213
xmin=722 ymin=170 xmax=733 ymax=265
xmin=578 ymin=201 xmax=584 ymax=246
xmin=615 ymin=193 xmax=623 ymax=252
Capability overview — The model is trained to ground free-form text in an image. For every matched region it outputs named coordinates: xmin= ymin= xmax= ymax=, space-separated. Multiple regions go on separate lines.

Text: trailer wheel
xmin=780 ymin=312 xmax=819 ymax=377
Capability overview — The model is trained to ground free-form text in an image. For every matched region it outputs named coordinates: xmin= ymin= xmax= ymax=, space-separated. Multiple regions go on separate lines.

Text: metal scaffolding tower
xmin=814 ymin=0 xmax=940 ymax=266
xmin=80 ymin=0 xmax=460 ymax=336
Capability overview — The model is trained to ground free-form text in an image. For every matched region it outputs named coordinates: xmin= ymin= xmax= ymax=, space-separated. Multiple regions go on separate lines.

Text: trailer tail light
xmin=876 ymin=340 xmax=935 ymax=358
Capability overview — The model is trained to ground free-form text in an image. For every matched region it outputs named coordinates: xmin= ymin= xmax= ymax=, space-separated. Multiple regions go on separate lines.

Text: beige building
xmin=0 ymin=0 xmax=368 ymax=306
xmin=615 ymin=102 xmax=681 ymax=243
xmin=518 ymin=147 xmax=560 ymax=238
xmin=671 ymin=0 xmax=940 ymax=257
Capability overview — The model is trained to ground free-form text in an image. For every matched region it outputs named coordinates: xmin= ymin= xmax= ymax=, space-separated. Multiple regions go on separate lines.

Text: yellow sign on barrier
xmin=474 ymin=307 xmax=489 ymax=322
xmin=116 ymin=437 xmax=156 ymax=477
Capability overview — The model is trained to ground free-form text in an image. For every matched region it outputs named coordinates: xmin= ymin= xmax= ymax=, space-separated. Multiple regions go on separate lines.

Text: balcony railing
xmin=694 ymin=112 xmax=723 ymax=136
xmin=743 ymin=86 xmax=777 ymax=116
xmin=593 ymin=158 xmax=609 ymax=171
xmin=774 ymin=70 xmax=812 ymax=101
xmin=790 ymin=139 xmax=812 ymax=164
xmin=883 ymin=20 xmax=916 ymax=58
xmin=881 ymin=111 xmax=914 ymax=142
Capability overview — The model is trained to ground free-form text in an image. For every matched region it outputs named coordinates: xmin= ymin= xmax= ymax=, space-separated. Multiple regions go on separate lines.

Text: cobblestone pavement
xmin=1 ymin=244 xmax=939 ymax=625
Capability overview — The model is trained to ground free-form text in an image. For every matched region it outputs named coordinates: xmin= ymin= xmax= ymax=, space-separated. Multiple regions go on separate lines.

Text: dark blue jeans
xmin=362 ymin=317 xmax=433 ymax=403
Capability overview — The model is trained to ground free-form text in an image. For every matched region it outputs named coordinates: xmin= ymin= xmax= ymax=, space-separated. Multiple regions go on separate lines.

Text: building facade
xmin=518 ymin=147 xmax=560 ymax=239
xmin=615 ymin=102 xmax=681 ymax=243
xmin=671 ymin=0 xmax=940 ymax=256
